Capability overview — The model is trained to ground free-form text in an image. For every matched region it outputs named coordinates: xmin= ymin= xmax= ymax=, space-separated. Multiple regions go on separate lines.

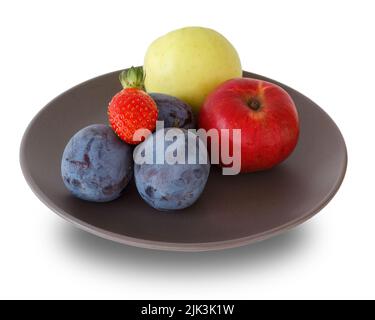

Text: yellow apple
xmin=144 ymin=27 xmax=242 ymax=112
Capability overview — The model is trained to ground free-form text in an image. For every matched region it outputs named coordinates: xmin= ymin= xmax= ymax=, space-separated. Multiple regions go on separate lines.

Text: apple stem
xmin=247 ymin=98 xmax=261 ymax=111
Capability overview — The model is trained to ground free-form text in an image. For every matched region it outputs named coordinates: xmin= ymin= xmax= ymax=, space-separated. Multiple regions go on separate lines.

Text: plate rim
xmin=19 ymin=70 xmax=348 ymax=252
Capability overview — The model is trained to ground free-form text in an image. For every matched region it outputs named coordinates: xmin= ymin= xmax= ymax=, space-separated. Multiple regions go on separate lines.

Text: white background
xmin=1 ymin=0 xmax=374 ymax=300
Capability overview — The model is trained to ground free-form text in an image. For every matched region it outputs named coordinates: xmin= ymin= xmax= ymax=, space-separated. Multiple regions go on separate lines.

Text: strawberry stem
xmin=119 ymin=66 xmax=145 ymax=90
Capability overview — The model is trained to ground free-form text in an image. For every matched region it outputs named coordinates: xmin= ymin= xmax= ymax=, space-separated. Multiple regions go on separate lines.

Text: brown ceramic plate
xmin=20 ymin=70 xmax=347 ymax=251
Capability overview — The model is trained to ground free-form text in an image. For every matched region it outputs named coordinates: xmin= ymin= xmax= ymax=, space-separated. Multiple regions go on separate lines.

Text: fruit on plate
xmin=149 ymin=93 xmax=195 ymax=129
xmin=61 ymin=124 xmax=133 ymax=202
xmin=144 ymin=26 xmax=242 ymax=112
xmin=134 ymin=128 xmax=210 ymax=211
xmin=108 ymin=67 xmax=158 ymax=144
xmin=199 ymin=78 xmax=300 ymax=172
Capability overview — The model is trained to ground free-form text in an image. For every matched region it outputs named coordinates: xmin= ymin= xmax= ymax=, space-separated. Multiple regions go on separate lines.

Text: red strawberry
xmin=108 ymin=67 xmax=158 ymax=144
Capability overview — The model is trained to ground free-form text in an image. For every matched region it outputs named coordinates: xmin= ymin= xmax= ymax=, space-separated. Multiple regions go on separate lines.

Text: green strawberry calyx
xmin=119 ymin=66 xmax=145 ymax=90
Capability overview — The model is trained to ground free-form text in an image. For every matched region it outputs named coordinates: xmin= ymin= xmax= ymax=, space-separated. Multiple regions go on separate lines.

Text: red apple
xmin=198 ymin=78 xmax=299 ymax=173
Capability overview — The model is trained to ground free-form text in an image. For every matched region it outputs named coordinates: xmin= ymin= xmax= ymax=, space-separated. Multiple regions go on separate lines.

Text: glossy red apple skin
xmin=198 ymin=78 xmax=299 ymax=173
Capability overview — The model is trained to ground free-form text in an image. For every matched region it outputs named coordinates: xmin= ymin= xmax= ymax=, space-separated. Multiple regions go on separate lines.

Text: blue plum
xmin=149 ymin=93 xmax=195 ymax=129
xmin=134 ymin=128 xmax=210 ymax=211
xmin=61 ymin=124 xmax=133 ymax=202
